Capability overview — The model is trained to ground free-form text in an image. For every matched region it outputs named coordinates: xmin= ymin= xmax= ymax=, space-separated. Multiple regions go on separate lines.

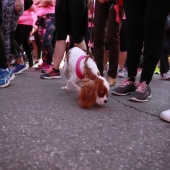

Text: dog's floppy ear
xmin=78 ymin=78 xmax=97 ymax=108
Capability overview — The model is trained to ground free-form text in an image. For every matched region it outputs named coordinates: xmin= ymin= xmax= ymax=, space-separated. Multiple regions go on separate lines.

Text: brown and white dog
xmin=61 ymin=47 xmax=110 ymax=108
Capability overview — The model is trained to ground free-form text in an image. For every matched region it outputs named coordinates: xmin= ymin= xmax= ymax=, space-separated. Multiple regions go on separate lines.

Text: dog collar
xmin=76 ymin=55 xmax=86 ymax=79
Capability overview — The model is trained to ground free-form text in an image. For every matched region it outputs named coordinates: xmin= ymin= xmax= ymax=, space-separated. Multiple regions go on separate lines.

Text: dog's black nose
xmin=104 ymin=100 xmax=107 ymax=103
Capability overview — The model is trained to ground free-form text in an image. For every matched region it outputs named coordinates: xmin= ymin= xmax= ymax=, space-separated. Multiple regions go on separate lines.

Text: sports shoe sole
xmin=0 ymin=81 xmax=10 ymax=88
xmin=160 ymin=77 xmax=170 ymax=80
xmin=40 ymin=75 xmax=61 ymax=79
xmin=128 ymin=95 xmax=152 ymax=102
xmin=13 ymin=67 xmax=28 ymax=75
xmin=111 ymin=91 xmax=133 ymax=96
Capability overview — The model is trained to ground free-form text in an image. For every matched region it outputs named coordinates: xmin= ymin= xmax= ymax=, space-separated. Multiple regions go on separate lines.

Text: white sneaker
xmin=117 ymin=69 xmax=125 ymax=78
xmin=160 ymin=109 xmax=170 ymax=122
xmin=160 ymin=73 xmax=170 ymax=80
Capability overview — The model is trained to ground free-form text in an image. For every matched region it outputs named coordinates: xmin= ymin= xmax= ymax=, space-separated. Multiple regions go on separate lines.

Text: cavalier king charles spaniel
xmin=61 ymin=47 xmax=110 ymax=108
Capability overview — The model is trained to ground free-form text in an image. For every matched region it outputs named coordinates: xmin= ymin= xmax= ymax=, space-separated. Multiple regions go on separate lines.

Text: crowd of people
xmin=0 ymin=0 xmax=170 ymax=122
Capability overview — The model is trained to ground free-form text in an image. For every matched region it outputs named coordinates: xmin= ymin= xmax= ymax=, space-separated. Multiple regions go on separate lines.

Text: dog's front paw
xmin=61 ymin=86 xmax=68 ymax=90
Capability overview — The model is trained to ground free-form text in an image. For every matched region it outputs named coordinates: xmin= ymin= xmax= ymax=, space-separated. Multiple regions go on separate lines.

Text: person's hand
xmin=15 ymin=0 xmax=24 ymax=13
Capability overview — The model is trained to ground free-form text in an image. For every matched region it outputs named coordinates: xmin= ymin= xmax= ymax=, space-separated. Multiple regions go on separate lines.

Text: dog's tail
xmin=63 ymin=51 xmax=70 ymax=79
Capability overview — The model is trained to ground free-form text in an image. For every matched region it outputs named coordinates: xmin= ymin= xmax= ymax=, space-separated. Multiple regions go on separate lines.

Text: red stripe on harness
xmin=76 ymin=55 xmax=86 ymax=79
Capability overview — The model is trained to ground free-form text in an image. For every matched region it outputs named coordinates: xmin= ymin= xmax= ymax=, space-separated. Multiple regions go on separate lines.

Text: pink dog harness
xmin=76 ymin=55 xmax=86 ymax=79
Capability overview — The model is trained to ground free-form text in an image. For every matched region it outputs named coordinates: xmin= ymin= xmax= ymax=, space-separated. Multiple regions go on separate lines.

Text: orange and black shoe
xmin=40 ymin=67 xmax=61 ymax=79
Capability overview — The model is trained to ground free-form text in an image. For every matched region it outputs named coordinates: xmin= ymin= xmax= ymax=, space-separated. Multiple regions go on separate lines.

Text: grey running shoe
xmin=129 ymin=81 xmax=152 ymax=102
xmin=111 ymin=79 xmax=137 ymax=96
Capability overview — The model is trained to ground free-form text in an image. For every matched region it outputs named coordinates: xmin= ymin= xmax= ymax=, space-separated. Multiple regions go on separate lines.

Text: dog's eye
xmin=98 ymin=91 xmax=105 ymax=97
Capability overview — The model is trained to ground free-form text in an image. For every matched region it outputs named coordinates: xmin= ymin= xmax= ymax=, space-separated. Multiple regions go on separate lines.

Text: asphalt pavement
xmin=0 ymin=67 xmax=170 ymax=170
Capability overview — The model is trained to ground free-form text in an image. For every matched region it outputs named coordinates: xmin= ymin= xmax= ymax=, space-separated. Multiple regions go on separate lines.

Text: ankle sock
xmin=53 ymin=68 xmax=59 ymax=72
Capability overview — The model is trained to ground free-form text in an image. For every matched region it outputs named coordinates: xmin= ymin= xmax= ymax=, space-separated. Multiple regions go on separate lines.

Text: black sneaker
xmin=111 ymin=79 xmax=137 ymax=96
xmin=129 ymin=81 xmax=152 ymax=102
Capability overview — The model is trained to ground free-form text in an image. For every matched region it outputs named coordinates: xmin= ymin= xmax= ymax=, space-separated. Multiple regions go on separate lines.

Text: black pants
xmin=160 ymin=31 xmax=170 ymax=75
xmin=94 ymin=1 xmax=121 ymax=78
xmin=10 ymin=31 xmax=23 ymax=59
xmin=0 ymin=31 xmax=7 ymax=69
xmin=123 ymin=0 xmax=170 ymax=84
xmin=0 ymin=0 xmax=2 ymax=25
xmin=15 ymin=24 xmax=33 ymax=64
xmin=55 ymin=0 xmax=88 ymax=43
xmin=0 ymin=0 xmax=7 ymax=69
xmin=120 ymin=19 xmax=127 ymax=52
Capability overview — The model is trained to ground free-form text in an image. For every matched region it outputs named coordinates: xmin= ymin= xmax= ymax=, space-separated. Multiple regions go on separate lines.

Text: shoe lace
xmin=136 ymin=82 xmax=147 ymax=93
xmin=46 ymin=67 xmax=54 ymax=73
xmin=120 ymin=79 xmax=132 ymax=87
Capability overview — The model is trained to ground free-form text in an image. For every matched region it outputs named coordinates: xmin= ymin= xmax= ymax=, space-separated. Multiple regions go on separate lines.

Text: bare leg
xmin=119 ymin=51 xmax=127 ymax=69
xmin=53 ymin=40 xmax=66 ymax=69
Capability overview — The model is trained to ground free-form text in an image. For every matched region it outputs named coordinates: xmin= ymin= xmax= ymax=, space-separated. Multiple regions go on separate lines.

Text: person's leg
xmin=41 ymin=15 xmax=55 ymax=66
xmin=119 ymin=19 xmax=127 ymax=70
xmin=106 ymin=6 xmax=120 ymax=85
xmin=41 ymin=0 xmax=88 ymax=79
xmin=123 ymin=0 xmax=145 ymax=81
xmin=104 ymin=49 xmax=109 ymax=72
xmin=111 ymin=0 xmax=145 ymax=96
xmin=17 ymin=24 xmax=33 ymax=67
xmin=10 ymin=31 xmax=24 ymax=64
xmin=33 ymin=30 xmax=41 ymax=61
xmin=94 ymin=1 xmax=109 ymax=76
xmin=0 ymin=0 xmax=2 ymax=26
xmin=53 ymin=40 xmax=66 ymax=69
xmin=0 ymin=30 xmax=14 ymax=87
xmin=10 ymin=31 xmax=28 ymax=74
xmin=160 ymin=31 xmax=170 ymax=79
xmin=140 ymin=0 xmax=170 ymax=84
xmin=118 ymin=19 xmax=127 ymax=78
xmin=128 ymin=0 xmax=170 ymax=102
xmin=68 ymin=0 xmax=87 ymax=50
xmin=0 ymin=31 xmax=8 ymax=69
xmin=40 ymin=0 xmax=67 ymax=79
xmin=0 ymin=0 xmax=7 ymax=69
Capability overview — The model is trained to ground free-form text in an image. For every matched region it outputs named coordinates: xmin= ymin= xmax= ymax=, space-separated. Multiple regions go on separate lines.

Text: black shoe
xmin=129 ymin=81 xmax=152 ymax=102
xmin=111 ymin=79 xmax=137 ymax=96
